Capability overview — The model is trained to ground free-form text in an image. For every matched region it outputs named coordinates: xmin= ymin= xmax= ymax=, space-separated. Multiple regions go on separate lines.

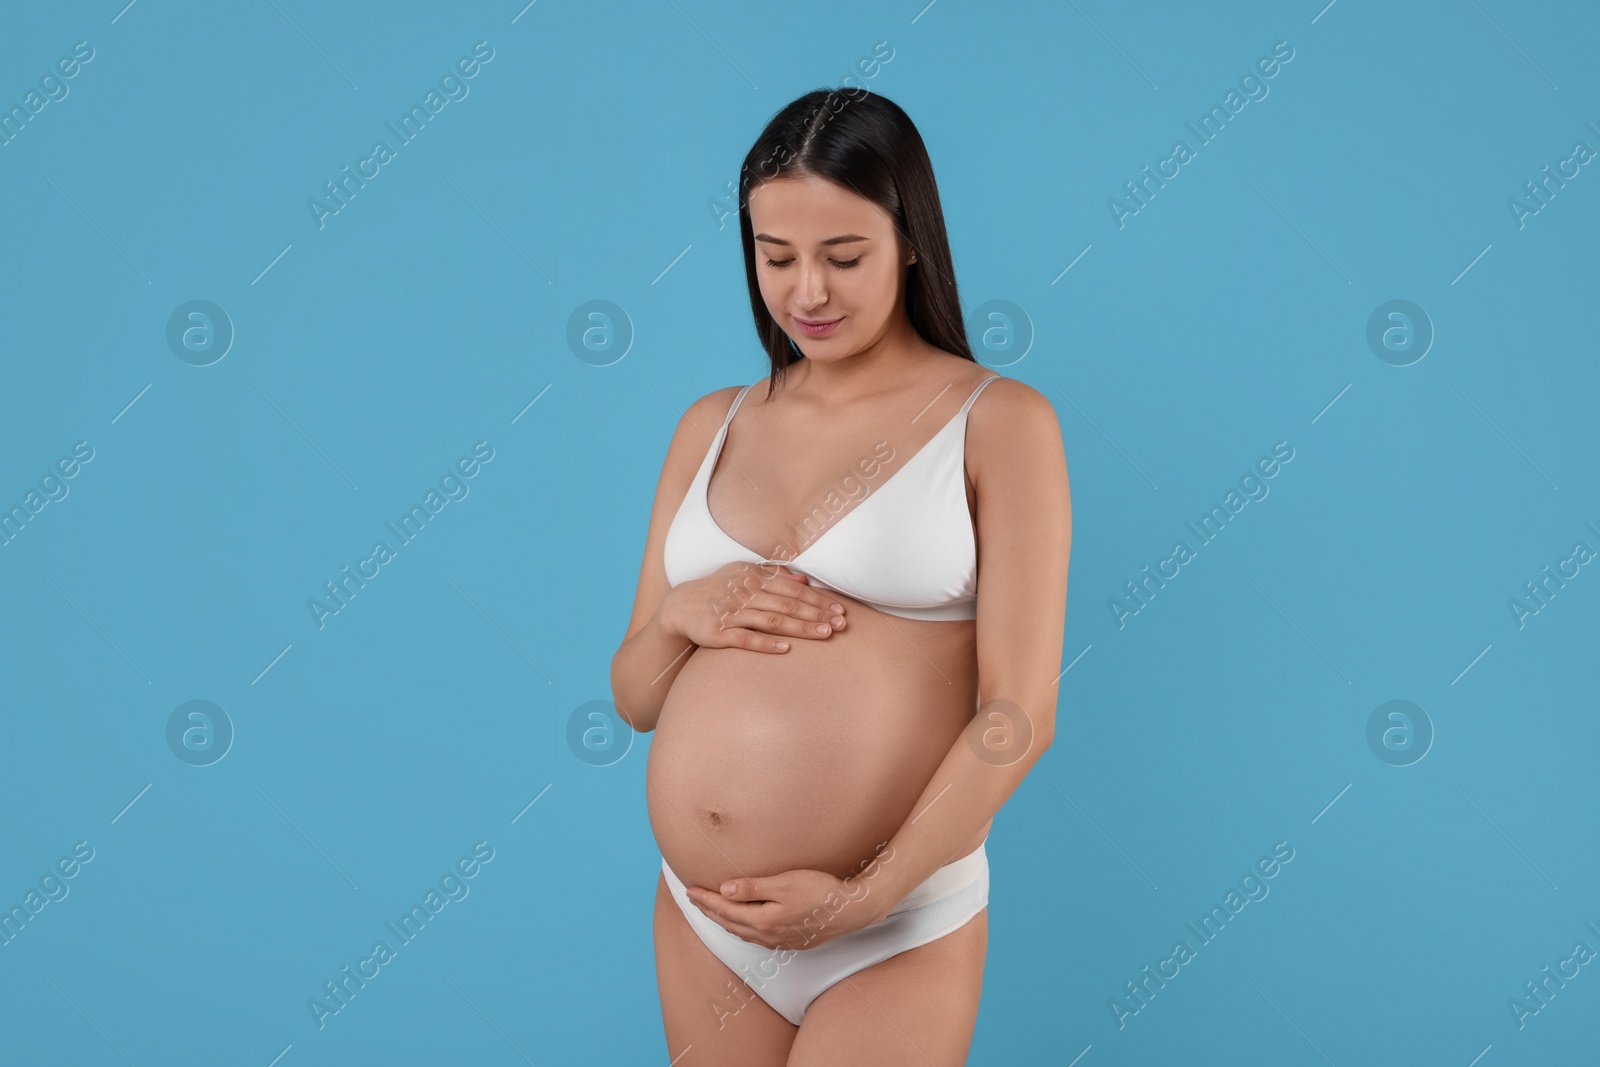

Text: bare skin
xmin=647 ymin=358 xmax=998 ymax=894
xmin=611 ymin=173 xmax=1071 ymax=1065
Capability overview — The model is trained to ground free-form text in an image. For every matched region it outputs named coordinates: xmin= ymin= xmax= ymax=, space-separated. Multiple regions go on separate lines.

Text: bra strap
xmin=959 ymin=374 xmax=1003 ymax=414
xmin=721 ymin=382 xmax=757 ymax=429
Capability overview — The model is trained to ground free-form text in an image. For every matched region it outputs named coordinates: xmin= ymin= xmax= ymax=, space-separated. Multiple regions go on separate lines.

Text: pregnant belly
xmin=646 ymin=604 xmax=984 ymax=894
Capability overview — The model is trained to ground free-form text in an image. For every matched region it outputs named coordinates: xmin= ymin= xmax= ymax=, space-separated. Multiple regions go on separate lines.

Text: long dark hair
xmin=736 ymin=89 xmax=973 ymax=400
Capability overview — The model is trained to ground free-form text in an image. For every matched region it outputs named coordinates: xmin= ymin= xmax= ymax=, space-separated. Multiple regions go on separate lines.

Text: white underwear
xmin=661 ymin=842 xmax=989 ymax=1026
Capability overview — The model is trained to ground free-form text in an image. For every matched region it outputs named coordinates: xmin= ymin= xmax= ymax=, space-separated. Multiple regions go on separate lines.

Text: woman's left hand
xmin=685 ymin=868 xmax=889 ymax=951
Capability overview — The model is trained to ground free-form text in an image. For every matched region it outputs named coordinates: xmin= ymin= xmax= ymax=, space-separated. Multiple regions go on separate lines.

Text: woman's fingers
xmin=709 ymin=595 xmax=825 ymax=638
xmin=688 ymin=894 xmax=783 ymax=946
xmin=755 ymin=575 xmax=844 ymax=627
xmin=746 ymin=589 xmax=847 ymax=630
xmin=728 ymin=565 xmax=844 ymax=620
xmin=723 ymin=627 xmax=793 ymax=654
xmin=725 ymin=603 xmax=840 ymax=641
xmin=690 ymin=564 xmax=849 ymax=652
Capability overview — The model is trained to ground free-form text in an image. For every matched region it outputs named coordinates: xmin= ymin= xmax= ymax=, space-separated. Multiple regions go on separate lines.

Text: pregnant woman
xmin=610 ymin=90 xmax=1071 ymax=1066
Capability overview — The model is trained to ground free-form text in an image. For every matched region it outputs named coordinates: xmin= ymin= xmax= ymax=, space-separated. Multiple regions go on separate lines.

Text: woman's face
xmin=747 ymin=173 xmax=911 ymax=361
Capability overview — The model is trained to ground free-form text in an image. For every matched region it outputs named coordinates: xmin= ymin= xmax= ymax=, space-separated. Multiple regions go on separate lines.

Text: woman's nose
xmin=796 ymin=262 xmax=827 ymax=306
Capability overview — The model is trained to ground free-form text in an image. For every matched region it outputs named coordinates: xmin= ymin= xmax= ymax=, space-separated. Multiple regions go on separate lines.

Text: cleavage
xmin=708 ymin=389 xmax=967 ymax=561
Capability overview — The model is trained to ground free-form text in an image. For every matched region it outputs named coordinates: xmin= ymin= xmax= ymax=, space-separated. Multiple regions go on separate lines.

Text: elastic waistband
xmin=886 ymin=841 xmax=988 ymax=915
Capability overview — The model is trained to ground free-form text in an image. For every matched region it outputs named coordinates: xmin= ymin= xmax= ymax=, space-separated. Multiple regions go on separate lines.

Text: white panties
xmin=661 ymin=842 xmax=989 ymax=1026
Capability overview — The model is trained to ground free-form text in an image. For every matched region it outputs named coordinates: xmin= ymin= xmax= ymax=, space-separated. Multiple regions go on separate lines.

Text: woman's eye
xmin=764 ymin=258 xmax=860 ymax=270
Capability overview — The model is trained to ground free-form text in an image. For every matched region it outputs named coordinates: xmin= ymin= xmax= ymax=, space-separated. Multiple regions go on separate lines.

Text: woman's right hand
xmin=657 ymin=562 xmax=847 ymax=653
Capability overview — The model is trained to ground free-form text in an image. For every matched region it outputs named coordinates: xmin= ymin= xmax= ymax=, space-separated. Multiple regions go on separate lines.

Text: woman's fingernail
xmin=722 ymin=882 xmax=737 ymax=895
xmin=816 ymin=624 xmax=830 ymax=635
xmin=830 ymin=603 xmax=844 ymax=613
xmin=832 ymin=615 xmax=845 ymax=627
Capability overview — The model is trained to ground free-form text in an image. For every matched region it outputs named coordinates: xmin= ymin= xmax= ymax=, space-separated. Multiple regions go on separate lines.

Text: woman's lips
xmin=795 ymin=315 xmax=842 ymax=337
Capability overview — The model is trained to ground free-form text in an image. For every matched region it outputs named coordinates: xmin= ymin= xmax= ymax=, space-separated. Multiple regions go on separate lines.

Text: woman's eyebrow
xmin=753 ymin=233 xmax=872 ymax=246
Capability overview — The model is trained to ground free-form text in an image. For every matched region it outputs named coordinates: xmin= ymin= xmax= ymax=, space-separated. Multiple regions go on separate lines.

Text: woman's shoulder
xmin=962 ymin=369 xmax=1060 ymax=451
xmin=682 ymin=381 xmax=755 ymax=425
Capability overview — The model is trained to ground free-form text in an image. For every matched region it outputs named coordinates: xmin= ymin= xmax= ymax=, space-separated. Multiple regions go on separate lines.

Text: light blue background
xmin=1 ymin=1 xmax=1597 ymax=1064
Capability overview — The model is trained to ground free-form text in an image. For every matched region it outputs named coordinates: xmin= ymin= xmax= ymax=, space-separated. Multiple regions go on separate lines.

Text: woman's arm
xmin=609 ymin=607 xmax=695 ymax=736
xmin=608 ymin=387 xmax=740 ymax=734
xmin=864 ymin=378 xmax=1072 ymax=912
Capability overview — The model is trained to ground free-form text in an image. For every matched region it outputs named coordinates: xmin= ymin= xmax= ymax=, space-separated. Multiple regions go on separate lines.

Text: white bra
xmin=662 ymin=374 xmax=1002 ymax=621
